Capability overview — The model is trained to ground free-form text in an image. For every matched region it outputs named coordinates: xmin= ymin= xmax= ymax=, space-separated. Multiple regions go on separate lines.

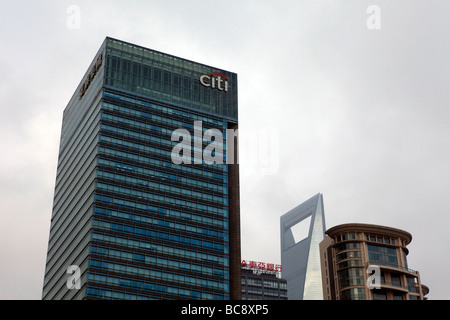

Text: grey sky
xmin=0 ymin=0 xmax=449 ymax=300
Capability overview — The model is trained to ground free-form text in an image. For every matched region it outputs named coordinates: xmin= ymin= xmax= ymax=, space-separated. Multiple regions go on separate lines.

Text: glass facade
xmin=104 ymin=38 xmax=238 ymax=120
xmin=42 ymin=37 xmax=240 ymax=300
xmin=302 ymin=194 xmax=326 ymax=300
xmin=280 ymin=193 xmax=326 ymax=300
xmin=367 ymin=244 xmax=398 ymax=268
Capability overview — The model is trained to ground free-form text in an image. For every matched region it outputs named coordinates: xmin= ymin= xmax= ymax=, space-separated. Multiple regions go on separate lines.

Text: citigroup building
xmin=42 ymin=37 xmax=241 ymax=300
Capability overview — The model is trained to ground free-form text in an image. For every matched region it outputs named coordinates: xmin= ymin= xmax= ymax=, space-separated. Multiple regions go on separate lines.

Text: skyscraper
xmin=280 ymin=193 xmax=326 ymax=300
xmin=42 ymin=37 xmax=241 ymax=300
xmin=319 ymin=223 xmax=429 ymax=300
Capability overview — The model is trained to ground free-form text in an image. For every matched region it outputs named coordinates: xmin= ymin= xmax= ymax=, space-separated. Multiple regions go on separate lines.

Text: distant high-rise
xmin=42 ymin=37 xmax=241 ymax=300
xmin=240 ymin=260 xmax=287 ymax=300
xmin=319 ymin=223 xmax=429 ymax=300
xmin=280 ymin=193 xmax=326 ymax=299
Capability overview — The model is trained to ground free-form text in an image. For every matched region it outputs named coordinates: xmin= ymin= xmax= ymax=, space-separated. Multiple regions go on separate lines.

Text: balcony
xmin=379 ymin=280 xmax=409 ymax=292
xmin=367 ymin=262 xmax=418 ymax=275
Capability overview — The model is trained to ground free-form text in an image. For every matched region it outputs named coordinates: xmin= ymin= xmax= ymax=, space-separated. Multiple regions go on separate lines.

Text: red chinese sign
xmin=241 ymin=260 xmax=282 ymax=273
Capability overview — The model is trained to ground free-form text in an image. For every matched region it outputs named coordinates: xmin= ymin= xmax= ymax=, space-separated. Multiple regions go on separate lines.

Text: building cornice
xmin=325 ymin=223 xmax=412 ymax=245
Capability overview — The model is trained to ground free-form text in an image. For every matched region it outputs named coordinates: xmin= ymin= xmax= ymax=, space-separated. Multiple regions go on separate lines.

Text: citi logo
xmin=199 ymin=72 xmax=228 ymax=92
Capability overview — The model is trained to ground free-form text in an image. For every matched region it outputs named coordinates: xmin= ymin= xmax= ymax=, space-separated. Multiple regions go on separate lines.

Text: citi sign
xmin=199 ymin=72 xmax=229 ymax=92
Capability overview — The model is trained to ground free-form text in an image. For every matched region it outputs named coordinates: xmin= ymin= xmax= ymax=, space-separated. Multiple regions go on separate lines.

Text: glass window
xmin=367 ymin=244 xmax=398 ymax=267
xmin=373 ymin=290 xmax=387 ymax=300
xmin=336 ymin=250 xmax=361 ymax=262
xmin=403 ymin=251 xmax=409 ymax=268
xmin=335 ymin=242 xmax=360 ymax=253
xmin=338 ymin=259 xmax=362 ymax=269
xmin=391 ymin=273 xmax=401 ymax=286
xmin=337 ymin=268 xmax=365 ymax=288
xmin=340 ymin=288 xmax=365 ymax=300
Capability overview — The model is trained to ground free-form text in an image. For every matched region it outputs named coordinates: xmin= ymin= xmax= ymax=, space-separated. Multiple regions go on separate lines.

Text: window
xmin=394 ymin=293 xmax=404 ymax=300
xmin=403 ymin=251 xmax=409 ymax=268
xmin=338 ymin=260 xmax=362 ymax=269
xmin=367 ymin=244 xmax=398 ymax=267
xmin=336 ymin=250 xmax=361 ymax=262
xmin=340 ymin=288 xmax=365 ymax=300
xmin=391 ymin=273 xmax=401 ymax=286
xmin=335 ymin=242 xmax=360 ymax=253
xmin=373 ymin=290 xmax=387 ymax=300
xmin=337 ymin=268 xmax=365 ymax=288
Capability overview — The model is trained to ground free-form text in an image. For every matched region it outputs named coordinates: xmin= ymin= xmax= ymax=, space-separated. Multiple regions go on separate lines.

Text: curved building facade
xmin=319 ymin=223 xmax=429 ymax=300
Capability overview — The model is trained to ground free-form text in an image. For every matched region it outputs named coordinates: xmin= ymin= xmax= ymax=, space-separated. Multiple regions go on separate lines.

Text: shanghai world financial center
xmin=42 ymin=37 xmax=241 ymax=300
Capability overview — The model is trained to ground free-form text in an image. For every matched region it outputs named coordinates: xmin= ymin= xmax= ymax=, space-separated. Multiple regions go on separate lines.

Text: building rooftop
xmin=325 ymin=223 xmax=412 ymax=245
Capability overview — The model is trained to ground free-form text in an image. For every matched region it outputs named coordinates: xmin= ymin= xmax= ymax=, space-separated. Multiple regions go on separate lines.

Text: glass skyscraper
xmin=42 ymin=37 xmax=241 ymax=300
xmin=280 ymin=193 xmax=326 ymax=300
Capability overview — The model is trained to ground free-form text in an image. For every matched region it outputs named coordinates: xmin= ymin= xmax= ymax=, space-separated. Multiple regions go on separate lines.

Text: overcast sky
xmin=0 ymin=0 xmax=449 ymax=300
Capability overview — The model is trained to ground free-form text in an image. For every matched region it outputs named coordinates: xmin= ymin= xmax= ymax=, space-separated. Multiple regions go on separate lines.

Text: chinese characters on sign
xmin=241 ymin=260 xmax=282 ymax=274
